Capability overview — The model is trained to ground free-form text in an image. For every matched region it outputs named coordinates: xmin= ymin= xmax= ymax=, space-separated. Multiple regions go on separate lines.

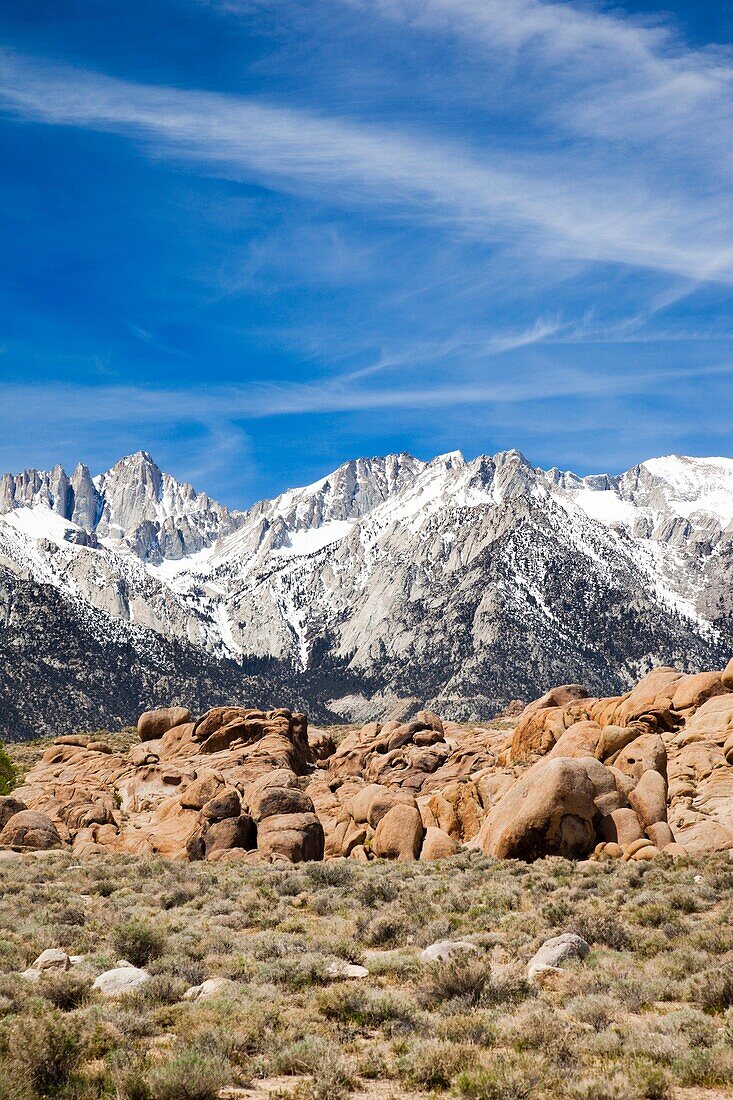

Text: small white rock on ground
xmin=326 ymin=961 xmax=369 ymax=979
xmin=183 ymin=977 xmax=240 ymax=1002
xmin=527 ymin=932 xmax=590 ymax=983
xmin=92 ymin=964 xmax=150 ymax=996
xmin=419 ymin=940 xmax=479 ymax=963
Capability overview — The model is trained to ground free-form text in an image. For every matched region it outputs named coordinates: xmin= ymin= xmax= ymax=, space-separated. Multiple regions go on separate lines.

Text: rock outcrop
xmin=9 ymin=706 xmax=318 ymax=863
xmin=5 ymin=660 xmax=733 ymax=863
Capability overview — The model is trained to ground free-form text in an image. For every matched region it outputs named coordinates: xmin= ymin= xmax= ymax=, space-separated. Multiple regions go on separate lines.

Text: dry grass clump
xmin=0 ymin=845 xmax=732 ymax=1097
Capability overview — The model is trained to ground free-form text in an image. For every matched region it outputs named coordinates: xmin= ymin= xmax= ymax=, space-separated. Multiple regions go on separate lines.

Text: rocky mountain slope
xmin=0 ymin=566 xmax=334 ymax=742
xmin=1 ymin=447 xmax=732 ymax=738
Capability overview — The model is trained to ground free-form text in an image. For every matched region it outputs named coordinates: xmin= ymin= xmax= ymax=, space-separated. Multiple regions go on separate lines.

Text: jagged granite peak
xmin=70 ymin=462 xmax=102 ymax=531
xmin=0 ymin=450 xmax=239 ymax=563
xmin=2 ymin=446 xmax=733 ymax=736
xmin=216 ymin=451 xmax=426 ymax=561
xmin=256 ymin=450 xmax=424 ymax=526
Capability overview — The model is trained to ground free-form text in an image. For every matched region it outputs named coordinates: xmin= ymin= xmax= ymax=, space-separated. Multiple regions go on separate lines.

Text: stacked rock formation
xmin=3 ymin=662 xmax=733 ymax=862
xmin=3 ymin=706 xmax=325 ymax=863
xmin=487 ymin=664 xmax=733 ymax=859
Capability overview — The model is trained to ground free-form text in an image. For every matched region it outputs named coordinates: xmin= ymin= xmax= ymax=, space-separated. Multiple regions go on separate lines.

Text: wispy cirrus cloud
xmin=220 ymin=0 xmax=733 ymax=153
xmin=2 ymin=354 xmax=733 ymax=430
xmin=1 ymin=45 xmax=731 ymax=284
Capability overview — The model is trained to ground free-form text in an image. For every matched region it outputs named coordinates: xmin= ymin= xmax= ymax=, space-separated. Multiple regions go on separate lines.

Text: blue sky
xmin=1 ymin=0 xmax=732 ymax=507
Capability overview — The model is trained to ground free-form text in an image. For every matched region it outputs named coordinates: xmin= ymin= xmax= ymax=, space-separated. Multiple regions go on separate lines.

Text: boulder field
xmin=3 ymin=662 xmax=733 ymax=863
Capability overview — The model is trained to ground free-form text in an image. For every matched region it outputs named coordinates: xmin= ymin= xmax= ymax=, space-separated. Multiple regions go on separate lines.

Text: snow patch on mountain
xmin=567 ymin=488 xmax=638 ymax=527
xmin=271 ymin=520 xmax=353 ymax=558
xmin=642 ymin=455 xmax=733 ymax=527
xmin=2 ymin=505 xmax=83 ymax=545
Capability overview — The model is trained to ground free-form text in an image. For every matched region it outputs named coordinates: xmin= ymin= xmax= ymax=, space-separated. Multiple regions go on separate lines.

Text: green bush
xmin=688 ymin=961 xmax=733 ymax=1013
xmin=455 ymin=1057 xmax=541 ymax=1099
xmin=147 ymin=1048 xmax=231 ymax=1100
xmin=113 ymin=918 xmax=166 ymax=967
xmin=37 ymin=971 xmax=91 ymax=1011
xmin=6 ymin=1011 xmax=83 ymax=1095
xmin=419 ymin=957 xmax=492 ymax=1008
xmin=0 ymin=744 xmax=16 ymax=796
xmin=396 ymin=1039 xmax=477 ymax=1090
xmin=0 ymin=1060 xmax=33 ymax=1100
xmin=317 ymin=985 xmax=417 ymax=1028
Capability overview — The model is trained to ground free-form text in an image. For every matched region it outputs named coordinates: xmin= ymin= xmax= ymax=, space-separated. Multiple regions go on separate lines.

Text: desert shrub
xmin=153 ymin=954 xmax=207 ymax=986
xmin=353 ymin=1046 xmax=385 ymax=1080
xmin=499 ymin=1002 xmax=573 ymax=1056
xmin=455 ymin=1055 xmax=544 ymax=1099
xmin=357 ymin=908 xmax=407 ymax=947
xmin=56 ymin=904 xmax=86 ymax=926
xmin=566 ymin=993 xmax=618 ymax=1031
xmin=0 ymin=745 xmax=16 ymax=796
xmin=325 ymin=937 xmax=364 ymax=964
xmin=396 ymin=1039 xmax=477 ymax=1089
xmin=273 ymin=1034 xmax=355 ymax=1096
xmin=419 ymin=957 xmax=493 ymax=1008
xmin=428 ymin=958 xmax=529 ymax=1011
xmin=256 ymin=951 xmax=335 ymax=990
xmin=307 ymin=1060 xmax=355 ymax=1100
xmin=435 ymin=1011 xmax=496 ymax=1045
xmin=566 ymin=1073 xmax=636 ymax=1100
xmin=0 ymin=975 xmax=24 ymax=1013
xmin=135 ymin=973 xmax=188 ymax=1005
xmin=667 ymin=889 xmax=701 ymax=914
xmin=688 ymin=960 xmax=733 ymax=1012
xmin=5 ymin=1010 xmax=83 ymax=1095
xmin=483 ymin=961 xmax=532 ymax=1005
xmin=317 ymin=985 xmax=417 ymax=1028
xmin=161 ymin=885 xmax=198 ymax=910
xmin=572 ymin=909 xmax=632 ymax=950
xmin=113 ymin=918 xmax=167 ymax=967
xmin=670 ymin=1045 xmax=733 ymax=1087
xmin=115 ymin=1064 xmax=152 ymax=1100
xmin=147 ymin=1047 xmax=231 ymax=1100
xmin=355 ymin=873 xmax=399 ymax=905
xmin=633 ymin=902 xmax=678 ymax=930
xmin=540 ymin=898 xmax=573 ymax=925
xmin=658 ymin=1007 xmax=717 ymax=1048
xmin=0 ymin=1061 xmax=33 ymax=1100
xmin=310 ymin=890 xmax=341 ymax=916
xmin=635 ymin=1060 xmax=672 ymax=1099
xmin=272 ymin=872 xmax=307 ymax=897
xmin=417 ymin=917 xmax=455 ymax=946
xmin=568 ymin=1064 xmax=670 ymax=1100
xmin=305 ymin=861 xmax=353 ymax=889
xmin=37 ymin=970 xmax=91 ymax=1011
xmin=274 ymin=1036 xmax=334 ymax=1075
xmin=689 ymin=923 xmax=733 ymax=954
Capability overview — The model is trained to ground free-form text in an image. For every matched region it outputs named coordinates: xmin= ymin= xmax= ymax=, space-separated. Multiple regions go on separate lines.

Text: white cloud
xmin=1 ymin=355 xmax=731 ymax=430
xmin=1 ymin=45 xmax=731 ymax=283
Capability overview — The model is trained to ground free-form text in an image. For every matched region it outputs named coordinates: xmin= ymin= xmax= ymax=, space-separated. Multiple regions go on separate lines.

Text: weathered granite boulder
xmin=0 ymin=810 xmax=62 ymax=850
xmin=138 ymin=706 xmax=192 ymax=742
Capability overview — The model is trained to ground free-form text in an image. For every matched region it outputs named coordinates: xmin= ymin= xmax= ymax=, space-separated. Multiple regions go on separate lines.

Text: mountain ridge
xmin=1 ymin=446 xmax=732 ymax=738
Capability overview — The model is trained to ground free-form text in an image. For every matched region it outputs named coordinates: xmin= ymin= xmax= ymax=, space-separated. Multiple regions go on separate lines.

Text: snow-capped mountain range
xmin=1 ymin=447 xmax=732 ymax=738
